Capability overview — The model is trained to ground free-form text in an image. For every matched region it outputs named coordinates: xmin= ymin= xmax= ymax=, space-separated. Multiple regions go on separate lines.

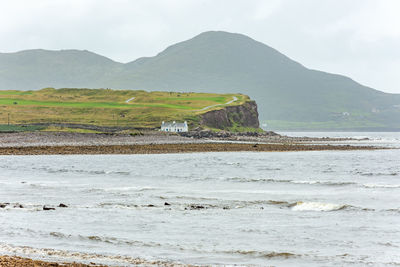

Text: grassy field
xmin=0 ymin=124 xmax=45 ymax=132
xmin=0 ymin=88 xmax=247 ymax=131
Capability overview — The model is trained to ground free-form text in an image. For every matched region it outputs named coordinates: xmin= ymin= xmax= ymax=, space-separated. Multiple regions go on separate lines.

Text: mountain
xmin=1 ymin=31 xmax=400 ymax=130
xmin=0 ymin=49 xmax=122 ymax=90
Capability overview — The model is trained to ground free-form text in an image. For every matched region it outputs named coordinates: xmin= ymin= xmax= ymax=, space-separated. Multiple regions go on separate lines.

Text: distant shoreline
xmin=0 ymin=143 xmax=379 ymax=155
xmin=0 ymin=131 xmax=384 ymax=155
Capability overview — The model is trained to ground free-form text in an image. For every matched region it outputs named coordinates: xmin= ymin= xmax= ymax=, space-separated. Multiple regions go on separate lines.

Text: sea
xmin=0 ymin=132 xmax=399 ymax=266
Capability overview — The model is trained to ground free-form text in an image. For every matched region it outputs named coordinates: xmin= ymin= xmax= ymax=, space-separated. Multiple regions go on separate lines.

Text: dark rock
xmin=146 ymin=204 xmax=155 ymax=207
xmin=164 ymin=202 xmax=171 ymax=206
xmin=200 ymin=101 xmax=260 ymax=129
xmin=43 ymin=205 xmax=55 ymax=210
xmin=190 ymin=205 xmax=205 ymax=210
xmin=58 ymin=203 xmax=68 ymax=208
xmin=179 ymin=127 xmax=279 ymax=140
xmin=9 ymin=203 xmax=23 ymax=208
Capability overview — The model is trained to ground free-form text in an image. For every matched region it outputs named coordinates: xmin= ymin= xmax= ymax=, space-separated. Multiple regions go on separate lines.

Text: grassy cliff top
xmin=0 ymin=88 xmax=248 ymax=130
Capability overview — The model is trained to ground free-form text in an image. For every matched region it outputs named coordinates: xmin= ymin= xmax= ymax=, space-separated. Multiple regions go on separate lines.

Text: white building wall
xmin=161 ymin=121 xmax=188 ymax=132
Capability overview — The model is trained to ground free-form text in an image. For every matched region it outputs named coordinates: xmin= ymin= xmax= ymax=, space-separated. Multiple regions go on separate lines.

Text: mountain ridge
xmin=1 ymin=31 xmax=400 ymax=130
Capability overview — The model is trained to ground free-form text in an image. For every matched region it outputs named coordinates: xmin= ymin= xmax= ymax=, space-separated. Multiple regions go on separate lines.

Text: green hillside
xmin=113 ymin=31 xmax=400 ymax=130
xmin=1 ymin=31 xmax=400 ymax=130
xmin=0 ymin=88 xmax=247 ymax=131
xmin=0 ymin=49 xmax=122 ymax=90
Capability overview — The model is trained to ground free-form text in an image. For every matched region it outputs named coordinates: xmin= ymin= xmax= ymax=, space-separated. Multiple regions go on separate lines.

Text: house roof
xmin=162 ymin=121 xmax=187 ymax=127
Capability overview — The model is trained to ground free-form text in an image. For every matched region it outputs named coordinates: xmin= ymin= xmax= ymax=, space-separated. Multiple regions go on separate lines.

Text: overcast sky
xmin=1 ymin=0 xmax=399 ymax=93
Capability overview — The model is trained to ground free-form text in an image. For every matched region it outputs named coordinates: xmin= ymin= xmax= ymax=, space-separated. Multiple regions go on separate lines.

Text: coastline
xmin=0 ymin=142 xmax=378 ymax=155
xmin=0 ymin=255 xmax=194 ymax=267
xmin=0 ymin=131 xmax=381 ymax=155
xmin=0 ymin=255 xmax=104 ymax=267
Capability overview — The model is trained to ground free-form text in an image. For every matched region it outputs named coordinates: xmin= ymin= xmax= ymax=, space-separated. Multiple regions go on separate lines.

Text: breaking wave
xmin=32 ymin=166 xmax=131 ymax=176
xmin=225 ymin=177 xmax=356 ymax=186
xmin=225 ymin=177 xmax=400 ymax=190
xmin=355 ymin=171 xmax=398 ymax=177
xmin=224 ymin=250 xmax=299 ymax=259
xmin=363 ymin=184 xmax=400 ymax=188
xmin=290 ymin=201 xmax=349 ymax=212
xmin=0 ymin=243 xmax=184 ymax=266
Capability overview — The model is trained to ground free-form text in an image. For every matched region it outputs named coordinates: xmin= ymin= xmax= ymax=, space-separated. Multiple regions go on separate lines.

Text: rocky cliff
xmin=200 ymin=101 xmax=260 ymax=130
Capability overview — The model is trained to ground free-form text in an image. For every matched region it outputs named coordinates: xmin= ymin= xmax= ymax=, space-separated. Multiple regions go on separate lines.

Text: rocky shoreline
xmin=0 ymin=255 xmax=194 ymax=267
xmin=0 ymin=131 xmax=377 ymax=155
xmin=0 ymin=255 xmax=104 ymax=267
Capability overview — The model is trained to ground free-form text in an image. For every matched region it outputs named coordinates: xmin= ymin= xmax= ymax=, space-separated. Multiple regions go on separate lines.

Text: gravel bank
xmin=0 ymin=143 xmax=377 ymax=155
xmin=0 ymin=131 xmax=360 ymax=148
xmin=0 ymin=131 xmax=206 ymax=148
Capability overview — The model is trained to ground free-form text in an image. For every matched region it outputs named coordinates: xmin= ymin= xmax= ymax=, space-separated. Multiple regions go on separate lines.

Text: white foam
xmin=363 ymin=184 xmax=400 ymax=188
xmin=290 ymin=180 xmax=354 ymax=186
xmin=291 ymin=180 xmax=318 ymax=184
xmin=0 ymin=243 xmax=180 ymax=266
xmin=291 ymin=201 xmax=346 ymax=211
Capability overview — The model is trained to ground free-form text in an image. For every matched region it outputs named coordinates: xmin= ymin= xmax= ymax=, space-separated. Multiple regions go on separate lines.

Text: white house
xmin=161 ymin=121 xmax=188 ymax=132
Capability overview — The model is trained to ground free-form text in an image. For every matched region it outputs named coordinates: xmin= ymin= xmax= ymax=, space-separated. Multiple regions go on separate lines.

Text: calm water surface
xmin=0 ymin=132 xmax=399 ymax=266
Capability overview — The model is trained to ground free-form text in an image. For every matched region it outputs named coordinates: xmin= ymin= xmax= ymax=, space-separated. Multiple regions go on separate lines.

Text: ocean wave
xmin=32 ymin=166 xmax=131 ymax=176
xmin=223 ymin=250 xmax=298 ymax=259
xmin=0 ymin=243 xmax=185 ymax=266
xmin=225 ymin=177 xmax=356 ymax=186
xmin=355 ymin=171 xmax=398 ymax=177
xmin=377 ymin=242 xmax=400 ymax=248
xmin=226 ymin=177 xmax=400 ymax=190
xmin=102 ymin=186 xmax=157 ymax=192
xmin=256 ymin=167 xmax=282 ymax=171
xmin=174 ymin=195 xmax=220 ymax=201
xmin=28 ymin=183 xmax=58 ymax=189
xmin=98 ymin=202 xmax=139 ymax=209
xmin=122 ymin=197 xmax=377 ymax=212
xmin=290 ymin=180 xmax=355 ymax=186
xmin=78 ymin=235 xmax=162 ymax=248
xmin=363 ymin=184 xmax=400 ymax=188
xmin=49 ymin=231 xmax=71 ymax=238
xmin=1 ymin=199 xmax=383 ymax=213
xmin=0 ymin=202 xmax=44 ymax=211
xmin=226 ymin=177 xmax=291 ymax=183
xmin=265 ymin=200 xmax=374 ymax=212
xmin=386 ymin=208 xmax=400 ymax=213
xmin=84 ymin=186 xmax=156 ymax=195
xmin=3 ymin=227 xmax=164 ymax=250
xmin=290 ymin=201 xmax=349 ymax=212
